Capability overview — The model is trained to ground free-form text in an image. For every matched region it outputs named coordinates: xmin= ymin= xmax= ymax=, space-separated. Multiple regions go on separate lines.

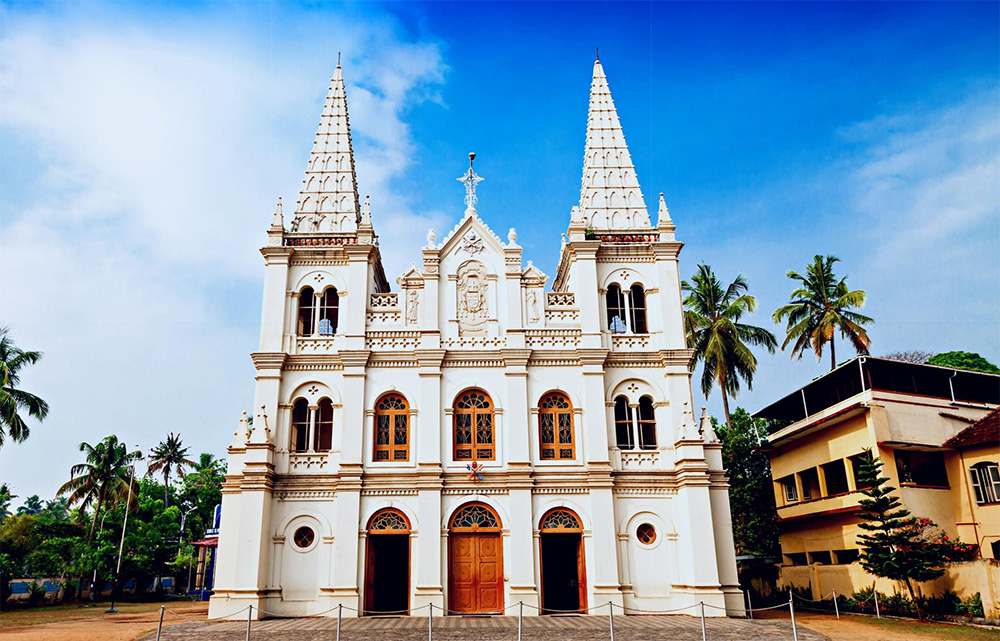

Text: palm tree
xmin=0 ymin=483 xmax=16 ymax=521
xmin=0 ymin=326 xmax=49 ymax=447
xmin=147 ymin=433 xmax=194 ymax=507
xmin=773 ymin=254 xmax=873 ymax=370
xmin=58 ymin=435 xmax=141 ymax=540
xmin=682 ymin=264 xmax=778 ymax=428
xmin=16 ymin=494 xmax=43 ymax=516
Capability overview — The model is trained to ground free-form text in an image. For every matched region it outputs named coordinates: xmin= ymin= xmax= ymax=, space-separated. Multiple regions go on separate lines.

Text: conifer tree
xmin=855 ymin=450 xmax=946 ymax=621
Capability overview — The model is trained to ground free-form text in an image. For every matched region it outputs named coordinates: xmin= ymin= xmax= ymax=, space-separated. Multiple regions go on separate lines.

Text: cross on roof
xmin=457 ymin=152 xmax=484 ymax=214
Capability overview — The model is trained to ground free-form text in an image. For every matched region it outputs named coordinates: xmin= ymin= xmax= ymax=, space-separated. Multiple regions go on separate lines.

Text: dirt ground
xmin=757 ymin=610 xmax=1000 ymax=641
xmin=0 ymin=601 xmax=208 ymax=641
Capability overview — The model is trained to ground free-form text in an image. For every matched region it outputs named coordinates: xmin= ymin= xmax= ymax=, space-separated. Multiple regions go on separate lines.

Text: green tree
xmin=773 ymin=254 xmax=873 ymax=370
xmin=713 ymin=408 xmax=780 ymax=556
xmin=855 ymin=451 xmax=946 ymax=621
xmin=16 ymin=495 xmax=43 ymax=516
xmin=146 ymin=433 xmax=194 ymax=508
xmin=0 ymin=326 xmax=49 ymax=447
xmin=0 ymin=483 xmax=17 ymax=521
xmin=682 ymin=264 xmax=777 ymax=428
xmin=41 ymin=497 xmax=69 ymax=521
xmin=925 ymin=351 xmax=1000 ymax=374
xmin=58 ymin=435 xmax=141 ymax=540
xmin=178 ymin=453 xmax=225 ymax=543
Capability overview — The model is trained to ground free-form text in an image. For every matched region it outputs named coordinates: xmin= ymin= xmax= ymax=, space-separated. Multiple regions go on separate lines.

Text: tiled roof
xmin=944 ymin=407 xmax=1000 ymax=449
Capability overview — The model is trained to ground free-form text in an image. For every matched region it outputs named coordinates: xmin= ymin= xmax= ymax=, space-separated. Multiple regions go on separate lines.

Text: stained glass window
xmin=540 ymin=509 xmax=582 ymax=532
xmin=450 ymin=503 xmax=501 ymax=531
xmin=368 ymin=509 xmax=409 ymax=532
xmin=454 ymin=390 xmax=494 ymax=461
xmin=373 ymin=394 xmax=409 ymax=462
xmin=539 ymin=393 xmax=574 ymax=460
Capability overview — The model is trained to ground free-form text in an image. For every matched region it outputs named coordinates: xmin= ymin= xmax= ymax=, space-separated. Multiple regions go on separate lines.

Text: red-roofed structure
xmin=945 ymin=407 xmax=1000 ymax=449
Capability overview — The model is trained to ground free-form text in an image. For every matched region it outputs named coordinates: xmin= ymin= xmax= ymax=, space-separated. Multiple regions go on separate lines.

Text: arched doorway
xmin=448 ymin=503 xmax=503 ymax=614
xmin=364 ymin=509 xmax=410 ymax=615
xmin=539 ymin=508 xmax=586 ymax=614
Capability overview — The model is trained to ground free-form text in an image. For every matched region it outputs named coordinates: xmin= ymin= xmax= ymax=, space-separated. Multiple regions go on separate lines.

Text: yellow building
xmin=755 ymin=357 xmax=1000 ymax=612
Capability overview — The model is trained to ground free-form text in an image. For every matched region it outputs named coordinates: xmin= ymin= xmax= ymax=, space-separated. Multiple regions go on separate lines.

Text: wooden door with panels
xmin=448 ymin=503 xmax=504 ymax=614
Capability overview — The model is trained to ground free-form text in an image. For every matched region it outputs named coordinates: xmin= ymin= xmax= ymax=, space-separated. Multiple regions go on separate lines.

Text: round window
xmin=636 ymin=523 xmax=656 ymax=545
xmin=293 ymin=526 xmax=315 ymax=549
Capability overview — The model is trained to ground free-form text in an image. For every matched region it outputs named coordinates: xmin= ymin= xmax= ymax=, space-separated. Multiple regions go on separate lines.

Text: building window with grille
xmin=291 ymin=398 xmax=310 ymax=452
xmin=298 ymin=286 xmax=339 ymax=337
xmin=605 ymin=283 xmax=649 ymax=334
xmin=297 ymin=287 xmax=315 ymax=336
xmin=614 ymin=396 xmax=634 ymax=449
xmin=539 ymin=393 xmax=575 ymax=460
xmin=454 ymin=389 xmax=495 ymax=461
xmin=971 ymin=462 xmax=1000 ymax=505
xmin=374 ymin=393 xmax=410 ymax=462
xmin=290 ymin=397 xmax=333 ymax=453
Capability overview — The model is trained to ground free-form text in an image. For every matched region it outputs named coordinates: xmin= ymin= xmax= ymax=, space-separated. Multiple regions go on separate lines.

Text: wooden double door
xmin=448 ymin=533 xmax=504 ymax=613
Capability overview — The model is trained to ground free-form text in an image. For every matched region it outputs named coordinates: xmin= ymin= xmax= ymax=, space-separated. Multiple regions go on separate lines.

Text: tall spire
xmin=577 ymin=58 xmax=650 ymax=230
xmin=291 ymin=63 xmax=361 ymax=233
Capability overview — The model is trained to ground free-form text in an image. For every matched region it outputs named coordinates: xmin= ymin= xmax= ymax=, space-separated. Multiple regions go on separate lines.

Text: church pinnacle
xmin=577 ymin=58 xmax=650 ymax=230
xmin=291 ymin=63 xmax=362 ymax=233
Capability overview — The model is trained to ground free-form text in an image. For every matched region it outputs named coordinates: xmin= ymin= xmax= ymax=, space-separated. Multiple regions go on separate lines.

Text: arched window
xmin=540 ymin=508 xmax=582 ymax=532
xmin=629 ymin=284 xmax=647 ymax=334
xmin=605 ymin=283 xmax=649 ymax=334
xmin=614 ymin=396 xmax=634 ymax=449
xmin=318 ymin=288 xmax=339 ymax=336
xmin=449 ymin=503 xmax=501 ymax=531
xmin=291 ymin=398 xmax=310 ymax=452
xmin=539 ymin=393 xmax=575 ymax=460
xmin=298 ymin=287 xmax=315 ymax=336
xmin=454 ymin=389 xmax=495 ymax=461
xmin=637 ymin=396 xmax=656 ymax=449
xmin=971 ymin=462 xmax=1000 ymax=504
xmin=368 ymin=509 xmax=410 ymax=533
xmin=606 ymin=285 xmax=626 ymax=333
xmin=314 ymin=398 xmax=333 ymax=451
xmin=374 ymin=394 xmax=409 ymax=462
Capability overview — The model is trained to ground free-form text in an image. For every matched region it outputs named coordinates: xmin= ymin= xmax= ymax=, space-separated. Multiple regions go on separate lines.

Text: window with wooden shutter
xmin=374 ymin=393 xmax=409 ymax=462
xmin=539 ymin=393 xmax=575 ymax=460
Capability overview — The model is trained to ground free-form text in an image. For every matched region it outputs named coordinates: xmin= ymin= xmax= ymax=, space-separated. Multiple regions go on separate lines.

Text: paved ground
xmin=142 ymin=614 xmax=828 ymax=641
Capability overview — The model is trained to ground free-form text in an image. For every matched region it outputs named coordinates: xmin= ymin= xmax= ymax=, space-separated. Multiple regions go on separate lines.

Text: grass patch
xmin=851 ymin=616 xmax=999 ymax=640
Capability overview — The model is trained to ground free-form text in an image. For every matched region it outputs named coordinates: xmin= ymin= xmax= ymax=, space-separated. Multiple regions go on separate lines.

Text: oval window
xmin=636 ymin=523 xmax=656 ymax=545
xmin=293 ymin=526 xmax=315 ymax=549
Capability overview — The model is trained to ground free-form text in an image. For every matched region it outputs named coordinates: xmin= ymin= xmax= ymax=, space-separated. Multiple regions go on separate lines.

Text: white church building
xmin=209 ymin=57 xmax=742 ymax=620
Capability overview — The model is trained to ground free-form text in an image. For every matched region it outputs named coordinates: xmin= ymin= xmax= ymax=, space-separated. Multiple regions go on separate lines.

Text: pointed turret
xmin=291 ymin=64 xmax=361 ymax=234
xmin=577 ymin=59 xmax=650 ymax=230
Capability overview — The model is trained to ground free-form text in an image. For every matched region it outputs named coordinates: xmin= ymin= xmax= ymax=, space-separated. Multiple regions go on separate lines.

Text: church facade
xmin=209 ymin=58 xmax=742 ymax=620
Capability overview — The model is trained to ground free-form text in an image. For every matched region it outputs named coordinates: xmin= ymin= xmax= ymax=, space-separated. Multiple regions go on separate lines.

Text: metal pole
xmin=874 ymin=590 xmax=880 ymax=619
xmin=517 ymin=601 xmax=523 ymax=641
xmin=155 ymin=605 xmax=165 ymax=641
xmin=832 ymin=589 xmax=839 ymax=619
xmin=608 ymin=601 xmax=615 ymax=641
xmin=700 ymin=602 xmax=707 ymax=641
xmin=336 ymin=603 xmax=342 ymax=641
xmin=427 ymin=603 xmax=432 ymax=641
xmin=789 ymin=590 xmax=798 ymax=641
xmin=746 ymin=590 xmax=753 ymax=620
xmin=246 ymin=605 xmax=252 ymax=641
xmin=107 ymin=463 xmax=136 ymax=614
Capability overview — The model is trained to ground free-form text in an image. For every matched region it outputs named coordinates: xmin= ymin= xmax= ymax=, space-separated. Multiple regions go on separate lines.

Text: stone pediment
xmin=396 ymin=264 xmax=424 ymax=288
xmin=436 ymin=212 xmax=508 ymax=262
xmin=521 ymin=261 xmax=548 ymax=287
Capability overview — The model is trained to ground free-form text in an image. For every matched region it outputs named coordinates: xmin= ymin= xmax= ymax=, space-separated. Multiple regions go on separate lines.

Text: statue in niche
xmin=406 ymin=290 xmax=419 ymax=325
xmin=527 ymin=290 xmax=540 ymax=324
xmin=457 ymin=261 xmax=489 ymax=336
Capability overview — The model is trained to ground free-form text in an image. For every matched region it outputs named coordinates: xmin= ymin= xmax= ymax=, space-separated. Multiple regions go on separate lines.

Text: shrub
xmin=26 ymin=580 xmax=46 ymax=606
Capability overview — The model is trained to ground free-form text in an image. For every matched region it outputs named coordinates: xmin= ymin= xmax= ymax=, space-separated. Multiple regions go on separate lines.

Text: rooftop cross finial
xmin=338 ymin=51 xmax=341 ymax=66
xmin=595 ymin=46 xmax=599 ymax=61
xmin=457 ymin=152 xmax=484 ymax=216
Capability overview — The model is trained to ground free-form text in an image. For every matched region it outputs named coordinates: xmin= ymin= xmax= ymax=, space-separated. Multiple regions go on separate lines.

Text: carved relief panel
xmin=457 ymin=261 xmax=490 ymax=336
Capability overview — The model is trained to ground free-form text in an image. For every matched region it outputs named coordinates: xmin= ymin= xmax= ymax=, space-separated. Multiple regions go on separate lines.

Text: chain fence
xmin=154 ymin=592 xmax=827 ymax=641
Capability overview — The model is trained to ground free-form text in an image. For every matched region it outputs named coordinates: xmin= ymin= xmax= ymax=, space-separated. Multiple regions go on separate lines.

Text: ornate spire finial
xmin=457 ymin=152 xmax=484 ymax=217
xmin=595 ymin=46 xmax=599 ymax=62
xmin=270 ymin=197 xmax=284 ymax=229
xmin=338 ymin=51 xmax=341 ymax=66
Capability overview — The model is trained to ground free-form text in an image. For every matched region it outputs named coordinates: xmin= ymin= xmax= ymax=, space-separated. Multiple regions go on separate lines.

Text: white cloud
xmin=0 ymin=6 xmax=447 ymax=501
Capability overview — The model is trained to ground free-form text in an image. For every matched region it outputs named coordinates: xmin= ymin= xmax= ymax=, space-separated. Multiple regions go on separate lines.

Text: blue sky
xmin=1 ymin=1 xmax=997 ymax=503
